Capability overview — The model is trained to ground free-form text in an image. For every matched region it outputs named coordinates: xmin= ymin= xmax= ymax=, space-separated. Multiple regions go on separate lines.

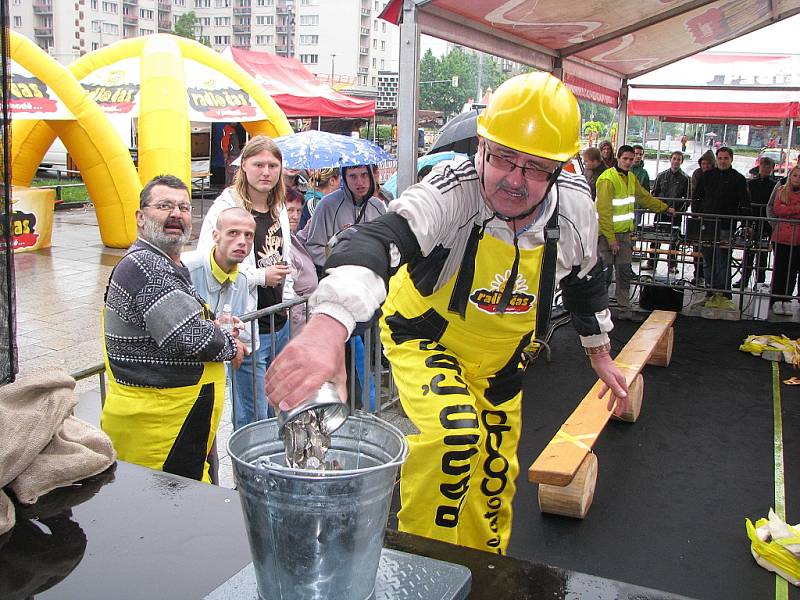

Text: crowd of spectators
xmin=582 ymin=139 xmax=797 ymax=317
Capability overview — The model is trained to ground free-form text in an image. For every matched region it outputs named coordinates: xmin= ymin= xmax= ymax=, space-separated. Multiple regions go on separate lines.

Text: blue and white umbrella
xmin=383 ymin=151 xmax=467 ymax=197
xmin=272 ymin=130 xmax=395 ymax=170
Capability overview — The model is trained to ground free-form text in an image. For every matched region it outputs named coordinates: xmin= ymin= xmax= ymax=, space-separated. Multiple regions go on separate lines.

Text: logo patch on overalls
xmin=469 ymin=270 xmax=535 ymax=314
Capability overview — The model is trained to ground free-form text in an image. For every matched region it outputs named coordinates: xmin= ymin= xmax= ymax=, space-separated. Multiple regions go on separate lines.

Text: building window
xmin=373 ymin=39 xmax=377 ymax=49
xmin=299 ymin=54 xmax=318 ymax=65
xmin=200 ymin=16 xmax=211 ymax=26
xmin=372 ymin=58 xmax=376 ymax=67
xmin=174 ymin=0 xmax=186 ymax=6
xmin=381 ymin=59 xmax=385 ymax=69
xmin=235 ymin=35 xmax=250 ymax=45
xmin=140 ymin=28 xmax=154 ymax=35
xmin=256 ymin=0 xmax=274 ymax=5
xmin=382 ymin=22 xmax=386 ymax=33
xmin=299 ymin=35 xmax=318 ymax=45
xmin=214 ymin=35 xmax=231 ymax=45
xmin=139 ymin=8 xmax=154 ymax=19
xmin=90 ymin=0 xmax=98 ymax=8
xmin=215 ymin=16 xmax=231 ymax=26
xmin=299 ymin=15 xmax=319 ymax=25
xmin=255 ymin=15 xmax=273 ymax=25
xmin=381 ymin=40 xmax=385 ymax=50
xmin=195 ymin=0 xmax=211 ymax=7
xmin=215 ymin=0 xmax=230 ymax=6
xmin=13 ymin=16 xmax=22 ymax=27
xmin=92 ymin=42 xmax=100 ymax=51
xmin=102 ymin=22 xmax=119 ymax=34
xmin=255 ymin=34 xmax=273 ymax=45
xmin=91 ymin=20 xmax=101 ymax=32
xmin=301 ymin=0 xmax=316 ymax=5
xmin=102 ymin=1 xmax=118 ymax=14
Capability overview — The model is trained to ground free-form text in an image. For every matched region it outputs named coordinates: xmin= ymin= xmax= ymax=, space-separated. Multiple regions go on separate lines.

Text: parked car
xmin=752 ymin=147 xmax=799 ymax=176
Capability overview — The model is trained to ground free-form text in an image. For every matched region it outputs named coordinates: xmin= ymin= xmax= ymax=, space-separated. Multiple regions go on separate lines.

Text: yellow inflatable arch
xmin=11 ymin=33 xmax=293 ymax=248
xmin=10 ymin=32 xmax=141 ymax=248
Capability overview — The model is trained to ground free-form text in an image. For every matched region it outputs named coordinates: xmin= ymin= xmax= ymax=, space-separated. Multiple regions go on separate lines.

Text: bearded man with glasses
xmin=101 ymin=175 xmax=245 ymax=483
xmin=266 ymin=73 xmax=628 ymax=554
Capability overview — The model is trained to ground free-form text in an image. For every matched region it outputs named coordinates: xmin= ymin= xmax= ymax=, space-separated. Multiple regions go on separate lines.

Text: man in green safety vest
xmin=596 ymin=145 xmax=674 ymax=321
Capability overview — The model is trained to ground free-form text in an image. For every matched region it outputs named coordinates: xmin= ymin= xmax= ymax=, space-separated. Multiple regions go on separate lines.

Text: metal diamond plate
xmin=205 ymin=548 xmax=471 ymax=600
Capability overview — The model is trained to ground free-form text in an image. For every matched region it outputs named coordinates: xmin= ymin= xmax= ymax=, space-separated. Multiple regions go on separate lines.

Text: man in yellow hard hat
xmin=265 ymin=72 xmax=628 ymax=555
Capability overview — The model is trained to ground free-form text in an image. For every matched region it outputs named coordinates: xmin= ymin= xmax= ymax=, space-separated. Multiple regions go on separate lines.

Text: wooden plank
xmin=528 ymin=310 xmax=677 ymax=486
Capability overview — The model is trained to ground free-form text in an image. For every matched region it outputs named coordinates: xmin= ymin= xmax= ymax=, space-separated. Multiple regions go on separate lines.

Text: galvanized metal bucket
xmin=228 ymin=412 xmax=408 ymax=600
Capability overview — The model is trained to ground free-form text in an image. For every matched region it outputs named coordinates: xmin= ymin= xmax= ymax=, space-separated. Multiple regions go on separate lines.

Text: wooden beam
xmin=528 ymin=310 xmax=677 ymax=487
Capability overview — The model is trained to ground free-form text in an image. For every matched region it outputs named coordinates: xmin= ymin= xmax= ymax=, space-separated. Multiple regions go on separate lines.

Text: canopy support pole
xmin=617 ymin=78 xmax=629 ymax=147
xmin=655 ymin=117 xmax=663 ymax=176
xmin=396 ymin=0 xmax=421 ymax=196
xmin=318 ymin=115 xmax=321 ymax=130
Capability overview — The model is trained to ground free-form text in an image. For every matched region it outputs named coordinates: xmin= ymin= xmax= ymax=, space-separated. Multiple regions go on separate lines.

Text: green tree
xmin=583 ymin=121 xmax=605 ymax=136
xmin=437 ymin=47 xmax=474 ymax=115
xmin=173 ymin=11 xmax=209 ymax=45
xmin=419 ymin=49 xmax=441 ymax=112
xmin=418 ymin=47 xmax=521 ymax=117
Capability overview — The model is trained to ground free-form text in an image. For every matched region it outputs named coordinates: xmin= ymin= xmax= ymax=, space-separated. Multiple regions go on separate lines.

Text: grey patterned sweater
xmin=104 ymin=239 xmax=237 ymax=388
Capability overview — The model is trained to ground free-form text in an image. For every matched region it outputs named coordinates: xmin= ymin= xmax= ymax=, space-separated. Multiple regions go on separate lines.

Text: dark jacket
xmin=747 ymin=174 xmax=778 ymax=237
xmin=690 ymin=149 xmax=716 ymax=195
xmin=693 ymin=167 xmax=750 ymax=223
xmin=582 ymin=164 xmax=607 ymax=201
xmin=652 ymin=167 xmax=689 ymax=222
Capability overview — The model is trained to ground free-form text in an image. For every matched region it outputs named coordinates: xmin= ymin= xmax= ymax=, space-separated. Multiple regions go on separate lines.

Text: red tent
xmin=629 ymin=53 xmax=800 ymax=125
xmin=224 ymin=47 xmax=375 ymax=119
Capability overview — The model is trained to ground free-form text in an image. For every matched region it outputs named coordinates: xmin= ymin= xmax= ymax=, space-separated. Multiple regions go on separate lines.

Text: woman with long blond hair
xmin=197 ymin=135 xmax=293 ymax=429
xmin=768 ymin=165 xmax=800 ymax=315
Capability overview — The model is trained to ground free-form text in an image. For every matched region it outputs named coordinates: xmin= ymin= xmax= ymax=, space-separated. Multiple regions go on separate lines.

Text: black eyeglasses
xmin=143 ymin=200 xmax=192 ymax=214
xmin=485 ymin=151 xmax=556 ymax=182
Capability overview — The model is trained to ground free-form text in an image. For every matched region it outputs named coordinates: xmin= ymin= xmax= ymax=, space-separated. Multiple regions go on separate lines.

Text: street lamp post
xmin=330 ymin=53 xmax=336 ymax=86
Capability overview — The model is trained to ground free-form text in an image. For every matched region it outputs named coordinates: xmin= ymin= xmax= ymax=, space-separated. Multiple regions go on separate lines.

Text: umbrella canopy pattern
xmin=383 ymin=151 xmax=467 ymax=197
xmin=429 ymin=109 xmax=479 ymax=155
xmin=273 ymin=130 xmax=395 ymax=170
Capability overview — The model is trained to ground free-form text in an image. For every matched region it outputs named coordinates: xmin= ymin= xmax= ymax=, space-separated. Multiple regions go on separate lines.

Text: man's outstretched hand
xmin=266 ymin=315 xmax=349 ymax=411
xmin=589 ymin=351 xmax=630 ymax=417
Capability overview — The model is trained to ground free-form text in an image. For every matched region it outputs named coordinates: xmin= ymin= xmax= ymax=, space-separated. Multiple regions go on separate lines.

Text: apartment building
xmin=12 ymin=0 xmax=398 ymax=97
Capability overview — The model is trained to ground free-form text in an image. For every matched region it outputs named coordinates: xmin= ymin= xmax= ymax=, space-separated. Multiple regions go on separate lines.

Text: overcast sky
xmin=421 ymin=13 xmax=800 ymax=58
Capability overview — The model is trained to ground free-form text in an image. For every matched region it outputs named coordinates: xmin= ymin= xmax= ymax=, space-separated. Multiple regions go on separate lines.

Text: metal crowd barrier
xmin=632 ymin=205 xmax=800 ymax=318
xmin=32 ymin=168 xmax=87 ymax=203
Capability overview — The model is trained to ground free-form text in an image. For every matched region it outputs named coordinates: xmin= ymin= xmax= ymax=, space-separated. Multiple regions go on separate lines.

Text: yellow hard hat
xmin=476 ymin=72 xmax=581 ymax=163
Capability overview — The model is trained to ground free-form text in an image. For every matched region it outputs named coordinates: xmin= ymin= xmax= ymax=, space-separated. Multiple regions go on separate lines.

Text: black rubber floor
xmin=509 ymin=316 xmax=800 ymax=600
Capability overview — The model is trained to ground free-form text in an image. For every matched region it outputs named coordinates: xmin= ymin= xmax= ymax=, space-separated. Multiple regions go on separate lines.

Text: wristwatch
xmin=584 ymin=342 xmax=612 ymax=356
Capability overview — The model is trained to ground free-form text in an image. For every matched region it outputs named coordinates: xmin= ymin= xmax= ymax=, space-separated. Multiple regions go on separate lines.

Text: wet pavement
xmin=14 ymin=207 xmax=125 ymax=385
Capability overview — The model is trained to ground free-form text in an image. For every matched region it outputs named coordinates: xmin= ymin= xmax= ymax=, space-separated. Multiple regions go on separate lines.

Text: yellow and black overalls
xmin=101 ymin=245 xmax=229 ymax=484
xmin=101 ymin=335 xmax=225 ymax=484
xmin=380 ymin=213 xmax=559 ymax=555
